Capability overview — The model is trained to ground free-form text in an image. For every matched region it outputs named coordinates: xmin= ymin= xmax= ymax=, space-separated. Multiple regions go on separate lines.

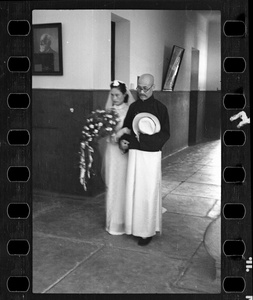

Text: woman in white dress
xmin=103 ymin=80 xmax=135 ymax=235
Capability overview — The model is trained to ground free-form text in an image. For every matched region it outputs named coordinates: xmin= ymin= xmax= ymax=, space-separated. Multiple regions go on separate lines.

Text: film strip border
xmin=0 ymin=0 xmax=251 ymax=298
xmin=222 ymin=0 xmax=252 ymax=298
xmin=0 ymin=1 xmax=32 ymax=297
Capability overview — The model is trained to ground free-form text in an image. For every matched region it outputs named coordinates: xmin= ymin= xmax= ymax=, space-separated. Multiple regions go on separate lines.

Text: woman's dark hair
xmin=110 ymin=80 xmax=129 ymax=103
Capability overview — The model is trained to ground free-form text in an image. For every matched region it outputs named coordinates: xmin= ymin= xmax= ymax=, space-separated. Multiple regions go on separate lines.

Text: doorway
xmin=190 ymin=48 xmax=200 ymax=91
xmin=188 ymin=48 xmax=200 ymax=146
xmin=111 ymin=21 xmax=115 ymax=81
xmin=111 ymin=14 xmax=130 ymax=85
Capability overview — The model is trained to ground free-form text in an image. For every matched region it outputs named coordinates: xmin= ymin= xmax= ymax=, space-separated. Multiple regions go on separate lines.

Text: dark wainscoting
xmin=32 ymin=89 xmax=221 ymax=197
xmin=188 ymin=90 xmax=221 ymax=145
xmin=204 ymin=91 xmax=221 ymax=140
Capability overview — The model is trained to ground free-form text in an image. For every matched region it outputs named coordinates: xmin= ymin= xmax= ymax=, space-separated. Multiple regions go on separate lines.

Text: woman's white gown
xmin=104 ymin=103 xmax=129 ymax=235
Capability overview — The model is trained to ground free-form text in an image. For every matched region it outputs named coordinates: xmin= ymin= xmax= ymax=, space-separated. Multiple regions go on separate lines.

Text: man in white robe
xmin=119 ymin=74 xmax=170 ymax=246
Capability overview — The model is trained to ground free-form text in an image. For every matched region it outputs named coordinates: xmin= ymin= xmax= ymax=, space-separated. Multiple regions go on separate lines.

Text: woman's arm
xmin=115 ymin=127 xmax=131 ymax=141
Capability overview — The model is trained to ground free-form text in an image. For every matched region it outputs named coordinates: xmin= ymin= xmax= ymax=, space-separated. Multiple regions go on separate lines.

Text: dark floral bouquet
xmin=80 ymin=109 xmax=120 ymax=190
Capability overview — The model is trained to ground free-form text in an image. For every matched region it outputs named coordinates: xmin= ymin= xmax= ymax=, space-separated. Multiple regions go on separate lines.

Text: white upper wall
xmin=32 ymin=10 xmax=220 ymax=91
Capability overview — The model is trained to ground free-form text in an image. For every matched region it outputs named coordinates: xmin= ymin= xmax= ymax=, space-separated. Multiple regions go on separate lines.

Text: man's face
xmin=40 ymin=36 xmax=50 ymax=53
xmin=136 ymin=78 xmax=154 ymax=101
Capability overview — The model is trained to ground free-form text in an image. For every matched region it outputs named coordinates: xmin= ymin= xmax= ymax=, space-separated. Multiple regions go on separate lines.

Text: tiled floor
xmin=33 ymin=139 xmax=221 ymax=294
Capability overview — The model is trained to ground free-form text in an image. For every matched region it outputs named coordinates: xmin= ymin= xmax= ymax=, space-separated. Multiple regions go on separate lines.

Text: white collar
xmin=113 ymin=103 xmax=127 ymax=110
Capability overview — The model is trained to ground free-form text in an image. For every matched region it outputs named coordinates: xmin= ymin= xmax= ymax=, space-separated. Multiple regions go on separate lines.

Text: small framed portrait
xmin=163 ymin=45 xmax=185 ymax=91
xmin=32 ymin=23 xmax=63 ymax=75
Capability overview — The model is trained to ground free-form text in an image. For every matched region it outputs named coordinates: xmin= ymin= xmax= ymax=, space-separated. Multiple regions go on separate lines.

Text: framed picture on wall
xmin=163 ymin=45 xmax=185 ymax=91
xmin=32 ymin=23 xmax=63 ymax=75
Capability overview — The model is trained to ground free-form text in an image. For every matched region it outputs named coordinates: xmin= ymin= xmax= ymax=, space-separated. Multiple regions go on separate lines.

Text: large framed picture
xmin=163 ymin=45 xmax=185 ymax=91
xmin=32 ymin=23 xmax=63 ymax=75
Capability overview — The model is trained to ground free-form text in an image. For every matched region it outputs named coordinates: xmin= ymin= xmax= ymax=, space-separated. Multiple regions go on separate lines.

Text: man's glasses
xmin=136 ymin=85 xmax=153 ymax=93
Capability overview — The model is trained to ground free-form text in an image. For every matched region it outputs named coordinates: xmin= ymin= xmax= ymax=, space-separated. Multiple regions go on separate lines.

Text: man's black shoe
xmin=138 ymin=237 xmax=153 ymax=246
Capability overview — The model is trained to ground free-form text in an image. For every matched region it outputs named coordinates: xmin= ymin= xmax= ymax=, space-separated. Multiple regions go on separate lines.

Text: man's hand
xmin=119 ymin=139 xmax=129 ymax=151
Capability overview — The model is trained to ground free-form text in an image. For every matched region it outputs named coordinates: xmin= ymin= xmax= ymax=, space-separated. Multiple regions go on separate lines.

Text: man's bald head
xmin=138 ymin=74 xmax=154 ymax=86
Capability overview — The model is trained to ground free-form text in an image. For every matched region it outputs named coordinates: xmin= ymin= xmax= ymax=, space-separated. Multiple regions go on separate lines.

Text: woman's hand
xmin=110 ymin=133 xmax=118 ymax=144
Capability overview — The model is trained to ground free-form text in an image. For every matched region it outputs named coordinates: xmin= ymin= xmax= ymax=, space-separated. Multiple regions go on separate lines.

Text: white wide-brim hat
xmin=133 ymin=112 xmax=161 ymax=135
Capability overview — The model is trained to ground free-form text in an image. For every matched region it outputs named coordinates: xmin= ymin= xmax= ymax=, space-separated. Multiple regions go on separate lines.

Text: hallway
xmin=33 ymin=139 xmax=221 ymax=294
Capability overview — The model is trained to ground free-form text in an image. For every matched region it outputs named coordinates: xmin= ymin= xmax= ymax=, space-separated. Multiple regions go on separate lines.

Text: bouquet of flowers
xmin=79 ymin=109 xmax=120 ymax=191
